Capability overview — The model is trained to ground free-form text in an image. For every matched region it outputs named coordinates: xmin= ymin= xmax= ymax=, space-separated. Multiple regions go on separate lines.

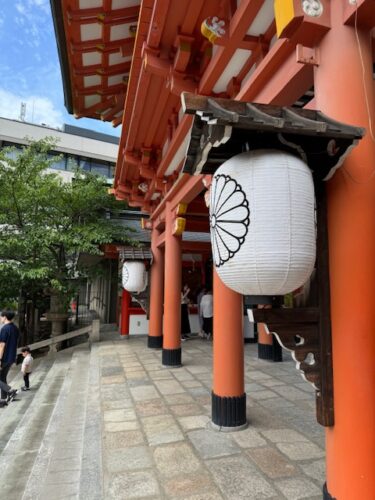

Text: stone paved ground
xmin=98 ymin=335 xmax=325 ymax=500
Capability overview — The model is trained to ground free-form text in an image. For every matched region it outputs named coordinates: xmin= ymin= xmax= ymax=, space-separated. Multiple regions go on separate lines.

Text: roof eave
xmin=50 ymin=0 xmax=74 ymax=114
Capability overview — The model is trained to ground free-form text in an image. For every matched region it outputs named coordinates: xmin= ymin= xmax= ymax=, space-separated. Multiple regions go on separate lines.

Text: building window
xmin=48 ymin=152 xmax=66 ymax=171
xmin=91 ymin=159 xmax=110 ymax=177
xmin=79 ymin=157 xmax=91 ymax=171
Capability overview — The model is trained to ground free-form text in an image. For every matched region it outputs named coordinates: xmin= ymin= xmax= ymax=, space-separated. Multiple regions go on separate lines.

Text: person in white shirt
xmin=21 ymin=347 xmax=33 ymax=391
xmin=200 ymin=290 xmax=213 ymax=340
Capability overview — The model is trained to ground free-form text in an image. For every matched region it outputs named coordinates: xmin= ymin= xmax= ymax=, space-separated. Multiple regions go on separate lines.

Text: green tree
xmin=0 ymin=138 xmax=133 ymax=336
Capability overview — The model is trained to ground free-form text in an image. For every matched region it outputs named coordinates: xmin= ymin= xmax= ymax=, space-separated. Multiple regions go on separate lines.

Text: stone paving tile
xmin=163 ymin=472 xmax=219 ymax=498
xmin=178 ymin=493 xmax=224 ymax=500
xmin=261 ymin=428 xmax=310 ymax=443
xmin=260 ymin=378 xmax=287 ymax=387
xmin=172 ymin=370 xmax=195 ymax=381
xmin=130 ymin=384 xmax=160 ymax=401
xmin=245 ymin=382 xmax=266 ymax=392
xmin=105 ymin=446 xmax=153 ymax=472
xmin=154 ymin=379 xmax=186 ymax=395
xmin=273 ymin=385 xmax=312 ymax=401
xmin=164 ymin=393 xmax=195 ymax=405
xmin=105 ymin=470 xmax=160 ymax=499
xmin=101 ymin=366 xmax=124 ymax=377
xmin=246 ymin=446 xmax=297 ymax=478
xmin=250 ymin=389 xmax=278 ymax=400
xmin=135 ymin=399 xmax=169 ymax=417
xmin=259 ymin=397 xmax=296 ymax=409
xmin=103 ymin=408 xmax=136 ymax=422
xmin=141 ymin=415 xmax=184 ymax=445
xmin=300 ymin=458 xmax=326 ymax=482
xmin=246 ymin=370 xmax=272 ymax=380
xmin=102 ymin=398 xmax=134 ymax=410
xmin=188 ymin=429 xmax=241 ymax=459
xmin=153 ymin=442 xmax=201 ymax=476
xmin=276 ymin=442 xmax=325 ymax=461
xmin=206 ymin=455 xmax=276 ymax=499
xmin=170 ymin=403 xmax=203 ymax=416
xmin=104 ymin=420 xmax=139 ymax=432
xmin=103 ymin=430 xmax=145 ymax=449
xmin=231 ymin=428 xmax=267 ymax=448
xmin=101 ymin=375 xmax=125 ymax=385
xmin=181 ymin=380 xmax=203 ymax=388
xmin=275 ymin=477 xmax=321 ymax=499
xmin=177 ymin=415 xmax=210 ymax=431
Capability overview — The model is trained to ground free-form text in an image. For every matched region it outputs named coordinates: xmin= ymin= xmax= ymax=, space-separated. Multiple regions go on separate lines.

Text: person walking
xmin=0 ymin=311 xmax=20 ymax=402
xmin=197 ymin=285 xmax=206 ymax=337
xmin=200 ymin=289 xmax=213 ymax=340
xmin=181 ymin=284 xmax=191 ymax=341
xmin=21 ymin=346 xmax=33 ymax=391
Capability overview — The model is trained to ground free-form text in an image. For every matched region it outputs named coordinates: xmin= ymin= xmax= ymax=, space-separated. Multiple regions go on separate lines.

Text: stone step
xmin=0 ymin=356 xmax=55 ymax=455
xmin=23 ymin=346 xmax=91 ymax=500
xmin=0 ymin=349 xmax=77 ymax=500
xmin=79 ymin=342 xmax=103 ymax=499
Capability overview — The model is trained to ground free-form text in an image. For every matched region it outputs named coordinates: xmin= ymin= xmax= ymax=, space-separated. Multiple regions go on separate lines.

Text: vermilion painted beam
xmin=242 ymin=44 xmax=314 ymax=105
xmin=126 ymin=64 xmax=152 ymax=151
xmin=68 ymin=5 xmax=139 ymax=22
xmin=236 ymin=39 xmax=295 ymax=101
xmin=156 ymin=115 xmax=193 ymax=177
xmin=344 ymin=0 xmax=375 ymax=27
xmin=199 ymin=0 xmax=265 ymax=94
xmin=147 ymin=0 xmax=171 ymax=49
xmin=169 ymin=174 xmax=205 ymax=209
xmin=73 ymin=61 xmax=131 ymax=76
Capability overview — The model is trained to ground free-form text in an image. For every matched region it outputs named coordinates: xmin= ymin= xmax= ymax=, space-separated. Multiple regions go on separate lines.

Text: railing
xmin=17 ymin=319 xmax=100 ymax=354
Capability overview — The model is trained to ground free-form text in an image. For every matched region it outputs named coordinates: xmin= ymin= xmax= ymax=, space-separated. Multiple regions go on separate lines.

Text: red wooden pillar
xmin=212 ymin=269 xmax=246 ymax=429
xmin=257 ymin=306 xmax=282 ymax=362
xmin=148 ymin=228 xmax=164 ymax=348
xmin=162 ymin=202 xmax=182 ymax=366
xmin=315 ymin=3 xmax=375 ymax=498
xmin=120 ymin=289 xmax=131 ymax=336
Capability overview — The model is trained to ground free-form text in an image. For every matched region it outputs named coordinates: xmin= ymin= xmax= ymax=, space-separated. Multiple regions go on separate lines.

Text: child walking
xmin=21 ymin=347 xmax=33 ymax=391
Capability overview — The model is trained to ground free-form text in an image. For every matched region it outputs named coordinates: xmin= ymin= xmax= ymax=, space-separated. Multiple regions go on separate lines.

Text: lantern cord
xmin=352 ymin=0 xmax=375 ymax=144
xmin=277 ymin=134 xmax=307 ymax=164
xmin=337 ymin=1 xmax=375 ymax=185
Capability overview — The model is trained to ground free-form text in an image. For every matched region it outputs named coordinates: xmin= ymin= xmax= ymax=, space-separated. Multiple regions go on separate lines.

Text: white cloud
xmin=15 ymin=3 xmax=26 ymax=15
xmin=0 ymin=88 xmax=64 ymax=128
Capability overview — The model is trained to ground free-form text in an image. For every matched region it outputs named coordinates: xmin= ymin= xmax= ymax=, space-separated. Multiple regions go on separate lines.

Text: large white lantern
xmin=210 ymin=150 xmax=316 ymax=295
xmin=122 ymin=261 xmax=148 ymax=293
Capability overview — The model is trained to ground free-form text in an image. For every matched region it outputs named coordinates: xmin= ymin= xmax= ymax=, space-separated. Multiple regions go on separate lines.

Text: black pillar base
xmin=258 ymin=336 xmax=282 ymax=362
xmin=323 ymin=483 xmax=336 ymax=500
xmin=162 ymin=347 xmax=181 ymax=366
xmin=212 ymin=391 xmax=247 ymax=428
xmin=147 ymin=335 xmax=163 ymax=349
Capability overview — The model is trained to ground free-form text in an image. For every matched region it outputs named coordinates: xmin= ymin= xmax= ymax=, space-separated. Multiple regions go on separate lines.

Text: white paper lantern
xmin=122 ymin=261 xmax=148 ymax=293
xmin=210 ymin=150 xmax=316 ymax=295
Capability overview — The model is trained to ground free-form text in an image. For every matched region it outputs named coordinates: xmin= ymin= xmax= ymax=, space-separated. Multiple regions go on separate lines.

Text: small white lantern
xmin=210 ymin=150 xmax=316 ymax=295
xmin=122 ymin=261 xmax=148 ymax=293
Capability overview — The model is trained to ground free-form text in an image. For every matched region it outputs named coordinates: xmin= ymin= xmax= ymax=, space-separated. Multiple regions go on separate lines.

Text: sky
xmin=0 ymin=0 xmax=121 ymax=137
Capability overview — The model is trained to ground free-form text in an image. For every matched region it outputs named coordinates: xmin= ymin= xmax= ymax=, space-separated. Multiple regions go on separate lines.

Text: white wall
xmin=0 ymin=117 xmax=118 ymax=162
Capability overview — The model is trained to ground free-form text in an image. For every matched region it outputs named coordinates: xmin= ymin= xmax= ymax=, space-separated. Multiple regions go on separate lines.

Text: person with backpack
xmin=0 ymin=311 xmax=20 ymax=402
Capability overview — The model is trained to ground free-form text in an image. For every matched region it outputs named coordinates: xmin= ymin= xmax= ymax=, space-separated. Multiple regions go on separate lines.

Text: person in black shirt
xmin=0 ymin=311 xmax=20 ymax=401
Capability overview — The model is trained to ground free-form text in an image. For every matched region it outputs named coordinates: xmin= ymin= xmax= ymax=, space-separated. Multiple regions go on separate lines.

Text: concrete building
xmin=0 ymin=117 xmax=118 ymax=183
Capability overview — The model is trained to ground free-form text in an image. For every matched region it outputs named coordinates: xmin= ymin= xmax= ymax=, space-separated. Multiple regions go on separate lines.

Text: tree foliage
xmin=0 ymin=138 xmax=133 ymax=307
